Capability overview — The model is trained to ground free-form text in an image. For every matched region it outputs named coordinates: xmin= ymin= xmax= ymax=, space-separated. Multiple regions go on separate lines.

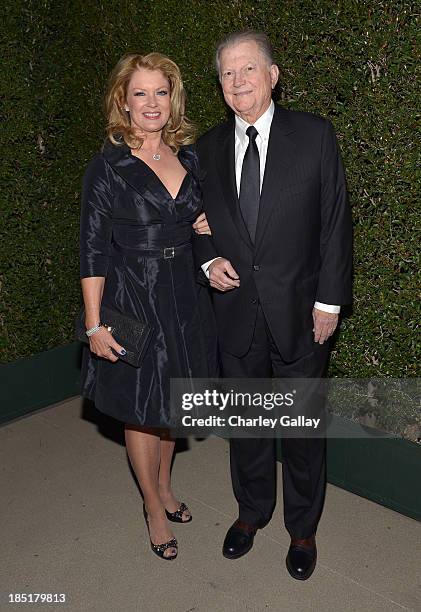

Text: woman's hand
xmin=192 ymin=212 xmax=211 ymax=235
xmin=88 ymin=326 xmax=126 ymax=362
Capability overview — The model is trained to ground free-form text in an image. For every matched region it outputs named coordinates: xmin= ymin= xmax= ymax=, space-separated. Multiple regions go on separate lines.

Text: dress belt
xmin=112 ymin=241 xmax=191 ymax=260
xmin=112 ymin=223 xmax=192 ymax=245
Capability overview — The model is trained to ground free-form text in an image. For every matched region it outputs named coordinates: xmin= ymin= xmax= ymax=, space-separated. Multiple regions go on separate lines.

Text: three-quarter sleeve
xmin=79 ymin=154 xmax=114 ymax=278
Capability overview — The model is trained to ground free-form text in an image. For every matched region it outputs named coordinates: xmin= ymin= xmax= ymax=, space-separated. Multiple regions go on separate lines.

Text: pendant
xmin=152 ymin=153 xmax=161 ymax=161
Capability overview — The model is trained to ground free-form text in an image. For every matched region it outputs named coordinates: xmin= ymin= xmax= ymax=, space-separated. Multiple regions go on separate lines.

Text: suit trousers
xmin=220 ymin=304 xmax=330 ymax=539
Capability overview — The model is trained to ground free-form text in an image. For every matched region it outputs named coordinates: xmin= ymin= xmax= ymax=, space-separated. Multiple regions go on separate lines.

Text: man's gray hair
xmin=215 ymin=30 xmax=275 ymax=75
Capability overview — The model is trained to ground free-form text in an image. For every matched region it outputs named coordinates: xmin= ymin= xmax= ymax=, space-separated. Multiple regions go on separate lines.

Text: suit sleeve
xmin=191 ymin=138 xmax=220 ymax=276
xmin=192 ymin=233 xmax=219 ymax=269
xmin=316 ymin=120 xmax=353 ymax=305
xmin=79 ymin=154 xmax=113 ymax=279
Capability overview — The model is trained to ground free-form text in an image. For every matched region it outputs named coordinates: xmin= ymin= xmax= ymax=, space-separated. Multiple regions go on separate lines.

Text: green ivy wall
xmin=1 ymin=0 xmax=419 ymax=380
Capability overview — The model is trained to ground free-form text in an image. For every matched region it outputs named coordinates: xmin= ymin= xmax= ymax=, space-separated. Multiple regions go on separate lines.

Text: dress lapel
xmin=254 ymin=105 xmax=298 ymax=254
xmin=216 ymin=122 xmax=253 ymax=250
xmin=102 ymin=138 xmax=152 ymax=195
xmin=177 ymin=145 xmax=198 ymax=176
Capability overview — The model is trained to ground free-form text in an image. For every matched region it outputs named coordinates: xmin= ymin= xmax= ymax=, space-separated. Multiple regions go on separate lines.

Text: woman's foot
xmin=143 ymin=505 xmax=178 ymax=560
xmin=159 ymin=486 xmax=192 ymax=522
xmin=165 ymin=502 xmax=192 ymax=523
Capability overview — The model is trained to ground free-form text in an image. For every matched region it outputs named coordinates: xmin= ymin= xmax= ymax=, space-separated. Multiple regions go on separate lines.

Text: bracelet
xmin=86 ymin=323 xmax=101 ymax=337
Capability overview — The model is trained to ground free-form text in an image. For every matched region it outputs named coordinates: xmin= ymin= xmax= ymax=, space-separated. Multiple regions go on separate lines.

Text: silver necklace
xmin=141 ymin=142 xmax=161 ymax=160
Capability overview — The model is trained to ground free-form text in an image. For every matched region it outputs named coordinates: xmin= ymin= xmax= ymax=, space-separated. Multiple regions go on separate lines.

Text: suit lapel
xmin=254 ymin=105 xmax=298 ymax=254
xmin=216 ymin=123 xmax=254 ymax=250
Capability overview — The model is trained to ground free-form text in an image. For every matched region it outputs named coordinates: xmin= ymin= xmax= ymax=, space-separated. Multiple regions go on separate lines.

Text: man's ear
xmin=270 ymin=64 xmax=280 ymax=89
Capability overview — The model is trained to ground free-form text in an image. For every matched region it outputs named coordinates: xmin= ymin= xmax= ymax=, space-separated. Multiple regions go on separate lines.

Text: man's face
xmin=219 ymin=40 xmax=279 ymax=124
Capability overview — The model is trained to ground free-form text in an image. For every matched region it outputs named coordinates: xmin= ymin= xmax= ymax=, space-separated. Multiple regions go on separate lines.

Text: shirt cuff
xmin=314 ymin=302 xmax=341 ymax=314
xmin=201 ymin=257 xmax=221 ymax=279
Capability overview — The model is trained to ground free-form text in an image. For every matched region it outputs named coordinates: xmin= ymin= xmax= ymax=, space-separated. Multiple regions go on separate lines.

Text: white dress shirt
xmin=201 ymin=100 xmax=340 ymax=314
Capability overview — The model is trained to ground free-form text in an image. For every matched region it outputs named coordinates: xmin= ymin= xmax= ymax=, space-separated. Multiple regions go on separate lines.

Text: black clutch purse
xmin=75 ymin=305 xmax=153 ymax=368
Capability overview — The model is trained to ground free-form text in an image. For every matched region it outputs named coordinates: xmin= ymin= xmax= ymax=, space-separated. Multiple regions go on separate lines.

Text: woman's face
xmin=124 ymin=68 xmax=171 ymax=135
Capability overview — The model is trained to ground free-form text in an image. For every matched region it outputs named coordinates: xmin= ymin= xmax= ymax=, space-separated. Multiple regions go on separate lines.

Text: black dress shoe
xmin=286 ymin=537 xmax=317 ymax=580
xmin=223 ymin=520 xmax=257 ymax=559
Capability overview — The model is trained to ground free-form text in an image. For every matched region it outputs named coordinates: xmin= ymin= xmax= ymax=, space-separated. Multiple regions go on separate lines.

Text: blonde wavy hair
xmin=104 ymin=52 xmax=196 ymax=151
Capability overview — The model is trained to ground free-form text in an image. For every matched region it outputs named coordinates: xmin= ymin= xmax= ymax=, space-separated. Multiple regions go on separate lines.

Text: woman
xmin=79 ymin=52 xmax=216 ymax=560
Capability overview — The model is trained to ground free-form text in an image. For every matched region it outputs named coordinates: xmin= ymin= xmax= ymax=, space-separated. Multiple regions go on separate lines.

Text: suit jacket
xmin=193 ymin=104 xmax=353 ymax=361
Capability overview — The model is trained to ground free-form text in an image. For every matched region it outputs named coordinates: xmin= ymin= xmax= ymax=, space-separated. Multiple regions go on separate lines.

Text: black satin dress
xmin=79 ymin=140 xmax=217 ymax=427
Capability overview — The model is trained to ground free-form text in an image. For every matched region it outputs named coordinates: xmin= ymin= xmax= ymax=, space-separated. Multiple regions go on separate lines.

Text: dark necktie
xmin=239 ymin=125 xmax=260 ymax=243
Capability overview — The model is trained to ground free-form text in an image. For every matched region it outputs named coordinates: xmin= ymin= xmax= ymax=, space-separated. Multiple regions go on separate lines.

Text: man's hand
xmin=312 ymin=308 xmax=338 ymax=344
xmin=208 ymin=258 xmax=240 ymax=292
xmin=192 ymin=212 xmax=211 ymax=235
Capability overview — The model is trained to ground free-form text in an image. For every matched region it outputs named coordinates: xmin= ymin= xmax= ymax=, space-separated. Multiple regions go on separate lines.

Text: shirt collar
xmin=235 ymin=100 xmax=275 ymax=147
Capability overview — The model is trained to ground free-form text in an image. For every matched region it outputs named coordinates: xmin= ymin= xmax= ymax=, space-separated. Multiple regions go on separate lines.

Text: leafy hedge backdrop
xmin=1 ymin=0 xmax=419 ymax=380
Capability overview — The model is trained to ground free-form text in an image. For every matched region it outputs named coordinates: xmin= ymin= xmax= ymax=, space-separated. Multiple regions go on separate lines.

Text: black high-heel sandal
xmin=165 ymin=502 xmax=192 ymax=524
xmin=143 ymin=505 xmax=178 ymax=561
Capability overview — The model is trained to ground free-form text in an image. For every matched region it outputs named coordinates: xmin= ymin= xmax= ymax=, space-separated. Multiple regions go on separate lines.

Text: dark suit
xmin=194 ymin=104 xmax=352 ymax=538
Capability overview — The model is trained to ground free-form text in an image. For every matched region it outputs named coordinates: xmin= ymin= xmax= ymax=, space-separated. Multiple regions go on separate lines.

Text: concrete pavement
xmin=1 ymin=397 xmax=420 ymax=611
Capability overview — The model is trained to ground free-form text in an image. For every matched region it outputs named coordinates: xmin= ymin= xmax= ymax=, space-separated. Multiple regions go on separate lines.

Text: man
xmin=193 ymin=30 xmax=352 ymax=580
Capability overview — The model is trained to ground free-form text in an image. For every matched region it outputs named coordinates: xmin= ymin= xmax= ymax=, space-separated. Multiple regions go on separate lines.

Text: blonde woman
xmin=79 ymin=53 xmax=216 ymax=560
